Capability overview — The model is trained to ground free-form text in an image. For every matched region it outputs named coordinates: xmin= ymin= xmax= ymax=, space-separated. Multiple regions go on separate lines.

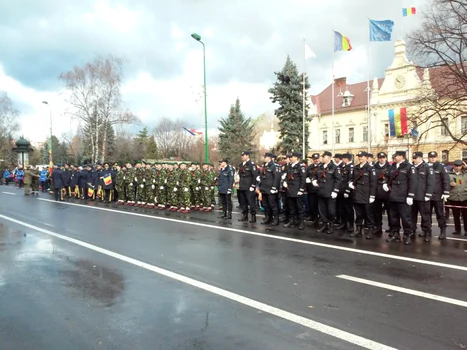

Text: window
xmin=462 ymin=117 xmax=467 ymax=134
xmin=322 ymin=130 xmax=328 ymax=145
xmin=384 ymin=123 xmax=389 ymax=137
xmin=441 ymin=150 xmax=449 ymax=163
xmin=363 ymin=126 xmax=368 ymax=142
xmin=462 ymin=150 xmax=467 ymax=160
xmin=441 ymin=117 xmax=449 ymax=136
xmin=335 ymin=129 xmax=341 ymax=144
xmin=349 ymin=127 xmax=354 ymax=143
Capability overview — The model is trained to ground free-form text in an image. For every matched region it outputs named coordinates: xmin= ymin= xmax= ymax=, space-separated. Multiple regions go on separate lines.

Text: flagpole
xmin=367 ymin=26 xmax=371 ymax=154
xmin=302 ymin=38 xmax=306 ymax=158
xmin=331 ymin=49 xmax=335 ymax=155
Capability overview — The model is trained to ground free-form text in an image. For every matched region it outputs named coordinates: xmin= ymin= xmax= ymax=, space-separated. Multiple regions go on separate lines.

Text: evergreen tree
xmin=268 ymin=55 xmax=310 ymax=155
xmin=218 ymin=98 xmax=255 ymax=165
xmin=145 ymin=136 xmax=159 ymax=159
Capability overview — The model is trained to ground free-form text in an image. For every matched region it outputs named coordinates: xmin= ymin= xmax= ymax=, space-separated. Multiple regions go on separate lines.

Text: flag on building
xmin=388 ymin=108 xmax=408 ymax=137
xmin=305 ymin=43 xmax=316 ymax=59
xmin=369 ymin=19 xmax=395 ymax=42
xmin=402 ymin=7 xmax=416 ymax=16
xmin=183 ymin=127 xmax=203 ymax=136
xmin=334 ymin=31 xmax=352 ymax=52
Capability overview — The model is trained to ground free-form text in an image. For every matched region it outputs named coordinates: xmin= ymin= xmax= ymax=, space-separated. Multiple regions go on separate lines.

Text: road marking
xmin=447 ymin=237 xmax=467 ymax=242
xmin=1 ymin=192 xmax=16 ymax=195
xmin=337 ymin=275 xmax=467 ymax=308
xmin=0 ymin=214 xmax=396 ymax=350
xmin=35 ymin=198 xmax=467 ymax=272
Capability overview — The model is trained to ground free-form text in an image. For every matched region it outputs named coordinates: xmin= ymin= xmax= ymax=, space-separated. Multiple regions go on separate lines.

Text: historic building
xmin=308 ymin=39 xmax=467 ymax=162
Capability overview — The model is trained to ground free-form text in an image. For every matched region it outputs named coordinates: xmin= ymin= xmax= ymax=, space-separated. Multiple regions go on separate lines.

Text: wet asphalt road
xmin=1 ymin=187 xmax=466 ymax=350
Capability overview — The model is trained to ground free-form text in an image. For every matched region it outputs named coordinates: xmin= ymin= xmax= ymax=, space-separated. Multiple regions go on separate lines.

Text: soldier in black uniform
xmin=374 ymin=152 xmax=391 ymax=236
xmin=346 ymin=151 xmax=376 ymax=239
xmin=340 ymin=153 xmax=354 ymax=232
xmin=427 ymin=151 xmax=451 ymax=240
xmin=237 ymin=151 xmax=258 ymax=223
xmin=218 ymin=158 xmax=234 ymax=220
xmin=333 ymin=154 xmax=345 ymax=228
xmin=305 ymin=153 xmax=321 ymax=224
xmin=260 ymin=152 xmax=281 ymax=226
xmin=280 ymin=154 xmax=292 ymax=224
xmin=383 ymin=150 xmax=417 ymax=243
xmin=312 ymin=151 xmax=342 ymax=234
xmin=282 ymin=151 xmax=306 ymax=230
xmin=411 ymin=151 xmax=435 ymax=243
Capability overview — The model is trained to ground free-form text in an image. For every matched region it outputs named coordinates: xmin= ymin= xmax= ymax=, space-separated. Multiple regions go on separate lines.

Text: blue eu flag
xmin=369 ymin=19 xmax=395 ymax=42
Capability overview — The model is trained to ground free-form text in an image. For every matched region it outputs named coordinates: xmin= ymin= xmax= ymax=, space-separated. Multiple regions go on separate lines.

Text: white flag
xmin=305 ymin=43 xmax=316 ymax=59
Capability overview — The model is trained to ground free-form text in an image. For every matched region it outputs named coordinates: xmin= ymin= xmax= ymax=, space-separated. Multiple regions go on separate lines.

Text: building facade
xmin=308 ymin=39 xmax=467 ymax=162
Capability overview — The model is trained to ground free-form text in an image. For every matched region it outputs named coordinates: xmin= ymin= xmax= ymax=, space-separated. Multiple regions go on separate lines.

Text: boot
xmin=218 ymin=211 xmax=227 ymax=219
xmin=374 ymin=225 xmax=382 ymax=236
xmin=347 ymin=222 xmax=354 ymax=233
xmin=316 ymin=223 xmax=328 ymax=233
xmin=327 ymin=223 xmax=335 ymax=234
xmin=271 ymin=216 xmax=280 ymax=226
xmin=283 ymin=218 xmax=295 ymax=228
xmin=350 ymin=225 xmax=363 ymax=237
xmin=387 ymin=232 xmax=401 ymax=242
xmin=418 ymin=230 xmax=426 ymax=238
xmin=282 ymin=217 xmax=290 ymax=225
xmin=365 ymin=227 xmax=375 ymax=240
xmin=261 ymin=214 xmax=272 ymax=225
xmin=438 ymin=227 xmax=447 ymax=240
xmin=238 ymin=213 xmax=248 ymax=222
xmin=336 ymin=221 xmax=346 ymax=230
xmin=298 ymin=219 xmax=305 ymax=230
xmin=261 ymin=213 xmax=269 ymax=224
xmin=227 ymin=211 xmax=232 ymax=219
xmin=404 ymin=232 xmax=413 ymax=245
xmin=249 ymin=214 xmax=256 ymax=223
xmin=424 ymin=230 xmax=432 ymax=242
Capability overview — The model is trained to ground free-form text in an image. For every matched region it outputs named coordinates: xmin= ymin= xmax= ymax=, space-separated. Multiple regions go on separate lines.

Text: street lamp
xmin=42 ymin=101 xmax=53 ymax=168
xmin=191 ymin=32 xmax=209 ymax=163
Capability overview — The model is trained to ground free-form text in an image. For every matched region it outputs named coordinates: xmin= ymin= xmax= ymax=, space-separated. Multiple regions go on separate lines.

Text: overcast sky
xmin=0 ymin=0 xmax=428 ymax=142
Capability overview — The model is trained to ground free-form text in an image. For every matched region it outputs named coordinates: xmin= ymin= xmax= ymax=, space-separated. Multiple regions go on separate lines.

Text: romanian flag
xmin=388 ymin=108 xmax=408 ymax=137
xmin=104 ymin=174 xmax=112 ymax=186
xmin=402 ymin=7 xmax=416 ymax=16
xmin=48 ymin=147 xmax=53 ymax=175
xmin=334 ymin=31 xmax=352 ymax=52
xmin=87 ymin=185 xmax=95 ymax=198
xmin=454 ymin=178 xmax=463 ymax=185
xmin=183 ymin=127 xmax=203 ymax=136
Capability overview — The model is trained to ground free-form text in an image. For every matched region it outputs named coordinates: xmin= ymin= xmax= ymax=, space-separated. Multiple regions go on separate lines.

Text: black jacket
xmin=284 ymin=162 xmax=306 ymax=197
xmin=413 ymin=162 xmax=435 ymax=201
xmin=350 ymin=162 xmax=376 ymax=204
xmin=218 ymin=165 xmax=234 ymax=194
xmin=238 ymin=160 xmax=258 ymax=191
xmin=339 ymin=162 xmax=354 ymax=195
xmin=51 ymin=169 xmax=65 ymax=189
xmin=313 ymin=162 xmax=342 ymax=198
xmin=260 ymin=161 xmax=281 ymax=194
xmin=374 ymin=161 xmax=390 ymax=200
xmin=429 ymin=161 xmax=450 ymax=201
xmin=385 ymin=160 xmax=417 ymax=203
xmin=306 ymin=163 xmax=320 ymax=194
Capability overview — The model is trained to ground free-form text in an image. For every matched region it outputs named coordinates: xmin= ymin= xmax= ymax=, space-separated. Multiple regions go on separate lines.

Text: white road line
xmin=2 ymin=192 xmax=16 ymax=195
xmin=35 ymin=198 xmax=467 ymax=273
xmin=337 ymin=275 xmax=467 ymax=308
xmin=447 ymin=237 xmax=467 ymax=242
xmin=0 ymin=214 xmax=396 ymax=350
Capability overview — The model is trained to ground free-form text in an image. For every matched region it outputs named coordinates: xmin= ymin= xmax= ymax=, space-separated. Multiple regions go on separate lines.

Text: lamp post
xmin=191 ymin=33 xmax=209 ymax=163
xmin=42 ymin=101 xmax=53 ymax=167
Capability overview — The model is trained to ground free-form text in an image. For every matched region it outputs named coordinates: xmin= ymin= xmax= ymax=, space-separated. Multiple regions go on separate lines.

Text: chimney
xmin=334 ymin=77 xmax=347 ymax=89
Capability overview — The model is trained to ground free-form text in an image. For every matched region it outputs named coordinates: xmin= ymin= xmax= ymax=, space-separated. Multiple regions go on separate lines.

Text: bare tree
xmin=408 ymin=0 xmax=467 ymax=146
xmin=59 ymin=55 xmax=139 ymax=162
xmin=153 ymin=117 xmax=195 ymax=159
xmin=0 ymin=92 xmax=20 ymax=165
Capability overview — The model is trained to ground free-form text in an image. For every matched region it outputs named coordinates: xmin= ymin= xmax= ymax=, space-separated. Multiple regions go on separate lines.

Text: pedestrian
xmin=39 ymin=167 xmax=48 ymax=192
xmin=23 ymin=165 xmax=34 ymax=195
xmin=259 ymin=152 xmax=281 ymax=226
xmin=16 ymin=167 xmax=24 ymax=188
xmin=218 ymin=158 xmax=234 ymax=220
xmin=384 ymin=151 xmax=417 ymax=243
xmin=237 ymin=151 xmax=258 ymax=223
xmin=447 ymin=160 xmax=467 ymax=236
xmin=411 ymin=152 xmax=435 ymax=243
xmin=283 ymin=151 xmax=306 ymax=230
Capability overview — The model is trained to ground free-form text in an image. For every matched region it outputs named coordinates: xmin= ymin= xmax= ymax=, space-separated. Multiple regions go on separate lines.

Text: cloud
xmin=0 ymin=0 xmax=429 ymax=142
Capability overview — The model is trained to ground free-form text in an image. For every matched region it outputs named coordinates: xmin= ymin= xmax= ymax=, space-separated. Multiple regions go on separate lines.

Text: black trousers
xmin=448 ymin=200 xmax=467 ymax=233
xmin=18 ymin=180 xmax=24 ymax=188
xmin=220 ymin=193 xmax=232 ymax=212
xmin=411 ymin=200 xmax=432 ymax=232
xmin=318 ymin=196 xmax=336 ymax=223
xmin=54 ymin=187 xmax=63 ymax=201
xmin=388 ymin=201 xmax=412 ymax=234
xmin=430 ymin=200 xmax=447 ymax=228
xmin=354 ymin=202 xmax=375 ymax=228
xmin=342 ymin=196 xmax=355 ymax=225
xmin=288 ymin=196 xmax=305 ymax=219
xmin=237 ymin=190 xmax=256 ymax=215
xmin=307 ymin=192 xmax=319 ymax=220
xmin=281 ymin=191 xmax=290 ymax=219
xmin=41 ymin=181 xmax=47 ymax=192
xmin=374 ymin=199 xmax=389 ymax=226
xmin=262 ymin=193 xmax=279 ymax=217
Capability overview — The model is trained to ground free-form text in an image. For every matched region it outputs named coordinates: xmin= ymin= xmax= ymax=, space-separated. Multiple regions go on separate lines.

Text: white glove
xmin=283 ymin=182 xmax=288 ymax=188
xmin=383 ymin=184 xmax=389 ymax=192
xmin=312 ymin=180 xmax=318 ymax=187
xmin=154 ymin=197 xmax=157 ymax=202
xmin=176 ymin=181 xmax=179 ymax=185
xmin=195 ymin=187 xmax=199 ymax=191
xmin=143 ymin=178 xmax=146 ymax=182
xmin=173 ymin=187 xmax=178 ymax=192
xmin=123 ymin=176 xmax=126 ymax=180
xmin=184 ymin=187 xmax=189 ymax=192
xmin=153 ymin=179 xmax=155 ymax=183
xmin=424 ymin=196 xmax=430 ymax=202
xmin=297 ymin=191 xmax=303 ymax=196
xmin=306 ymin=178 xmax=311 ymax=183
xmin=271 ymin=187 xmax=278 ymax=194
xmin=441 ymin=194 xmax=449 ymax=201
xmin=369 ymin=196 xmax=375 ymax=204
xmin=348 ymin=183 xmax=355 ymax=190
xmin=227 ymin=189 xmax=232 ymax=194
xmin=256 ymin=176 xmax=260 ymax=182
xmin=406 ymin=197 xmax=413 ymax=206
xmin=331 ymin=192 xmax=338 ymax=199
xmin=140 ymin=184 xmax=144 ymax=188
xmin=344 ymin=193 xmax=349 ymax=198
xmin=205 ymin=187 xmax=209 ymax=191
xmin=134 ymin=177 xmax=137 ymax=182
xmin=198 ymin=179 xmax=201 ymax=184
xmin=281 ymin=173 xmax=286 ymax=180
xmin=249 ymin=186 xmax=255 ymax=192
xmin=165 ymin=179 xmax=167 ymax=184
xmin=211 ymin=186 xmax=214 ymax=190
xmin=159 ymin=186 xmax=164 ymax=190
xmin=152 ymin=185 xmax=155 ymax=189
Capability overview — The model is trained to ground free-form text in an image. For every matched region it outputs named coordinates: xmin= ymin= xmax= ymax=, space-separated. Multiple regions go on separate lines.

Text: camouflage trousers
xmin=178 ymin=187 xmax=191 ymax=208
xmin=190 ymin=186 xmax=201 ymax=206
xmin=145 ymin=185 xmax=155 ymax=204
xmin=115 ymin=184 xmax=125 ymax=201
xmin=167 ymin=186 xmax=178 ymax=206
xmin=158 ymin=186 xmax=167 ymax=205
xmin=200 ymin=187 xmax=211 ymax=207
xmin=126 ymin=184 xmax=136 ymax=201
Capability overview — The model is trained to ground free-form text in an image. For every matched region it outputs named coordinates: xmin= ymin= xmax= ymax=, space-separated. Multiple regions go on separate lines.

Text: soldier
xmin=51 ymin=164 xmax=65 ymax=201
xmin=23 ymin=165 xmax=34 ymax=195
xmin=218 ymin=158 xmax=235 ymax=219
xmin=157 ymin=162 xmax=168 ymax=210
xmin=282 ymin=151 xmax=306 ymax=230
xmin=237 ymin=151 xmax=258 ymax=223
xmin=383 ymin=150 xmax=417 ymax=243
xmin=124 ymin=162 xmax=135 ymax=205
xmin=100 ymin=162 xmax=114 ymax=203
xmin=333 ymin=153 xmax=344 ymax=228
xmin=79 ymin=165 xmax=89 ymax=199
xmin=312 ymin=151 xmax=342 ymax=234
xmin=143 ymin=162 xmax=154 ymax=208
xmin=427 ymin=151 xmax=451 ymax=240
xmin=411 ymin=151 xmax=435 ymax=243
xmin=178 ymin=162 xmax=192 ymax=213
xmin=368 ymin=154 xmax=375 ymax=166
xmin=115 ymin=163 xmax=125 ymax=204
xmin=305 ymin=153 xmax=321 ymax=225
xmin=339 ymin=153 xmax=354 ymax=232
xmin=448 ymin=159 xmax=467 ymax=236
xmin=280 ymin=154 xmax=292 ymax=224
xmin=167 ymin=163 xmax=179 ymax=211
xmin=347 ymin=151 xmax=376 ymax=239
xmin=259 ymin=152 xmax=281 ymax=226
xmin=373 ymin=152 xmax=391 ymax=236
xmin=63 ymin=163 xmax=72 ymax=197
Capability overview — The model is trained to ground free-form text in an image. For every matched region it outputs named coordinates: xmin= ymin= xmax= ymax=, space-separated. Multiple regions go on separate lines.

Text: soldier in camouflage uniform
xmin=199 ymin=163 xmax=214 ymax=211
xmin=115 ymin=163 xmax=126 ymax=204
xmin=156 ymin=163 xmax=168 ymax=209
xmin=125 ymin=162 xmax=136 ymax=205
xmin=167 ymin=163 xmax=178 ymax=211
xmin=144 ymin=162 xmax=156 ymax=208
xmin=191 ymin=163 xmax=202 ymax=211
xmin=177 ymin=162 xmax=192 ymax=213
xmin=210 ymin=163 xmax=216 ymax=209
xmin=135 ymin=161 xmax=146 ymax=206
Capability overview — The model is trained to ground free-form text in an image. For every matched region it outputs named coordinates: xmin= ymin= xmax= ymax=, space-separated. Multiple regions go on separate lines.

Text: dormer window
xmin=342 ymin=89 xmax=354 ymax=107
